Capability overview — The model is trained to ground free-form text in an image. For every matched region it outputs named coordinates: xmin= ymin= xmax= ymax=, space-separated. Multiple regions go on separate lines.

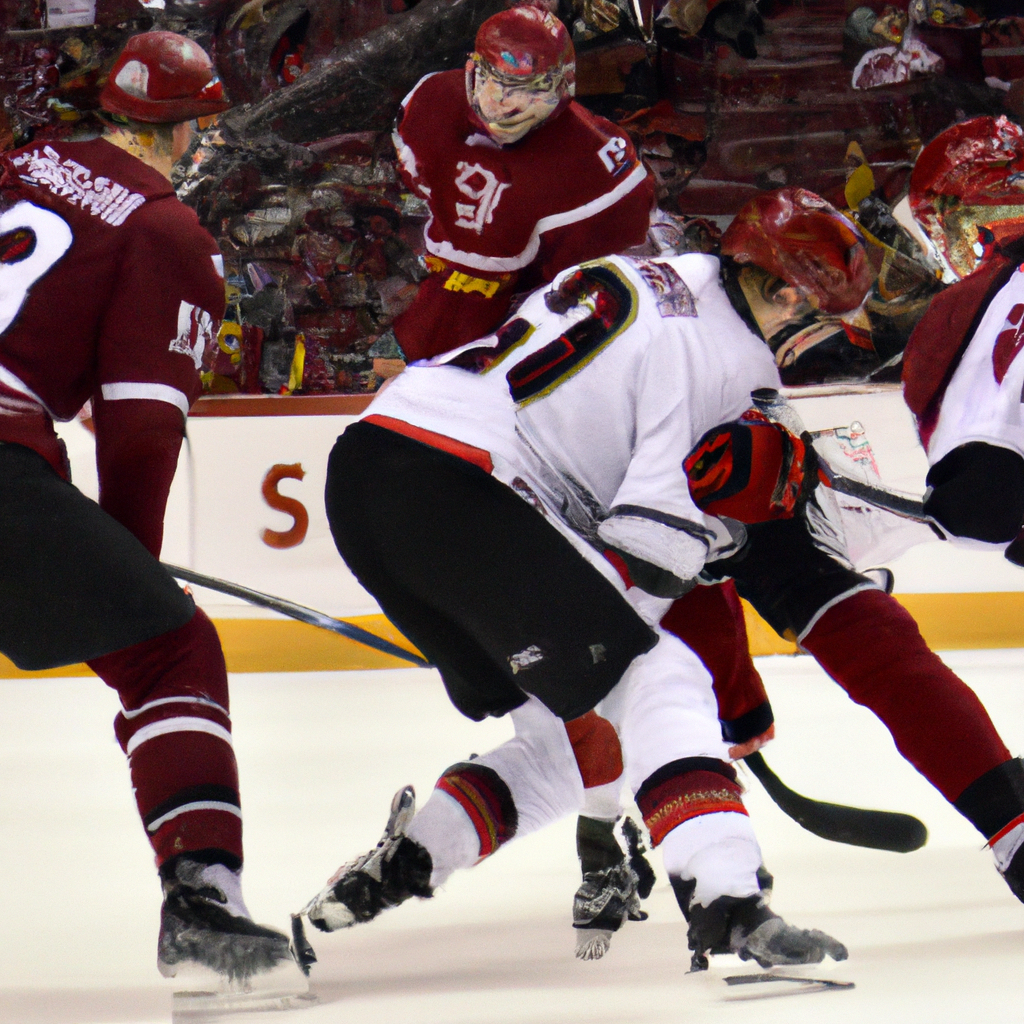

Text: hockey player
xmin=376 ymin=2 xmax=654 ymax=370
xmin=901 ymin=116 xmax=1024 ymax=548
xmin=302 ymin=247 xmax=850 ymax=971
xmin=0 ymin=32 xmax=294 ymax=984
xmin=675 ymin=187 xmax=1024 ymax=905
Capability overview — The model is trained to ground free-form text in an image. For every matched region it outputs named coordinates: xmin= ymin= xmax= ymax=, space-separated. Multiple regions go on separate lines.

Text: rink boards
xmin=8 ymin=386 xmax=1024 ymax=678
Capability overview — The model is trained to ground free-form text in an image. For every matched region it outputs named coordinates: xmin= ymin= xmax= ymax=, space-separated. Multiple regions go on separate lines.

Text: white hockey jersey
xmin=363 ymin=254 xmax=781 ymax=582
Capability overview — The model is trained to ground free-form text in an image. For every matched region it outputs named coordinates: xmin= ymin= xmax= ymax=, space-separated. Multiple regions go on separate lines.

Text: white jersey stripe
xmin=101 ymin=382 xmax=190 ymax=418
xmin=126 ymin=716 xmax=233 ymax=756
xmin=120 ymin=695 xmax=228 ymax=720
xmin=146 ymin=800 xmax=242 ymax=833
xmin=424 ymin=162 xmax=650 ymax=273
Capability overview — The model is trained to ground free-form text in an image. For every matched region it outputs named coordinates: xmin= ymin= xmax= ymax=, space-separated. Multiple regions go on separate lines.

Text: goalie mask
xmin=466 ymin=4 xmax=575 ymax=146
xmin=909 ymin=115 xmax=1024 ymax=281
xmin=721 ymin=187 xmax=875 ymax=315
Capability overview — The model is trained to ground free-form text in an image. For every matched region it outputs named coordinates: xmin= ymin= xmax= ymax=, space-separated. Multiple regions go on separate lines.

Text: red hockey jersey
xmin=390 ymin=70 xmax=654 ymax=360
xmin=395 ymin=70 xmax=652 ymax=280
xmin=0 ymin=137 xmax=225 ymax=552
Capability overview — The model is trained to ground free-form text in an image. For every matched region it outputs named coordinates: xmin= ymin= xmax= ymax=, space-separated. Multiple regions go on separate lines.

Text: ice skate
xmin=301 ymin=785 xmax=433 ymax=933
xmin=158 ymin=857 xmax=307 ymax=1012
xmin=682 ymin=892 xmax=847 ymax=972
xmin=572 ymin=817 xmax=655 ymax=960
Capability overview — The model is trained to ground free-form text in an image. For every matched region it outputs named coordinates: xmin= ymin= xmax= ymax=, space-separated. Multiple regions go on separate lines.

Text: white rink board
xmin=57 ymin=388 xmax=1024 ymax=627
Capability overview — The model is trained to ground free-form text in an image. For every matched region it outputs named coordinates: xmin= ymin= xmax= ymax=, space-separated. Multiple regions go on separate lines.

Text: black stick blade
xmin=744 ymin=752 xmax=928 ymax=853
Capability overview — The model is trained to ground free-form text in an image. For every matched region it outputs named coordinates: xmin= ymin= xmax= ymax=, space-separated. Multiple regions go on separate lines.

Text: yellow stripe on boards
xmin=2 ymin=596 xmax=1024 ymax=677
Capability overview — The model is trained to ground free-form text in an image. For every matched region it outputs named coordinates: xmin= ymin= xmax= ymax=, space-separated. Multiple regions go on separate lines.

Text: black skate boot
xmin=157 ymin=857 xmax=294 ymax=985
xmin=302 ymin=785 xmax=433 ymax=933
xmin=572 ymin=816 xmax=655 ymax=960
xmin=675 ymin=884 xmax=847 ymax=972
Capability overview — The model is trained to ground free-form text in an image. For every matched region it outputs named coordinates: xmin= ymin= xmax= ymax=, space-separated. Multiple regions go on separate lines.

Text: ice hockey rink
xmin=2 ymin=647 xmax=1023 ymax=1024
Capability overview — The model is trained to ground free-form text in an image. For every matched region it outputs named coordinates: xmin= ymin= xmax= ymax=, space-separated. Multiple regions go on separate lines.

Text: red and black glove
xmin=684 ymin=408 xmax=819 ymax=525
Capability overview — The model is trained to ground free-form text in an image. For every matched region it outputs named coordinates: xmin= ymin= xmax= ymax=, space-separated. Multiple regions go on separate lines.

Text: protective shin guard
xmin=801 ymin=589 xmax=1011 ymax=804
xmin=89 ymin=609 xmax=242 ymax=869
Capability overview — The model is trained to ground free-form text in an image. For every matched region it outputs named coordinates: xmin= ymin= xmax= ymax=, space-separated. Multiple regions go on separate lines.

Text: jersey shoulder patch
xmin=634 ymin=259 xmax=697 ymax=318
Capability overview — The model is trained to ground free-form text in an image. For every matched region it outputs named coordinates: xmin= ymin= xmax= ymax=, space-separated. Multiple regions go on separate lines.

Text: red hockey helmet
xmin=721 ymin=187 xmax=875 ymax=314
xmin=466 ymin=4 xmax=575 ymax=143
xmin=99 ymin=32 xmax=231 ymax=124
xmin=909 ymin=115 xmax=1024 ymax=279
xmin=474 ymin=3 xmax=575 ymax=84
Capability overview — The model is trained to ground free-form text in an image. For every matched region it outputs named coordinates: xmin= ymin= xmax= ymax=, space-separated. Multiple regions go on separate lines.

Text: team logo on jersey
xmin=994 ymin=300 xmax=1024 ymax=385
xmin=634 ymin=260 xmax=697 ymax=318
xmin=169 ymin=300 xmax=214 ymax=369
xmin=453 ymin=162 xmax=509 ymax=234
xmin=597 ymin=137 xmax=630 ymax=176
xmin=12 ymin=147 xmax=146 ymax=227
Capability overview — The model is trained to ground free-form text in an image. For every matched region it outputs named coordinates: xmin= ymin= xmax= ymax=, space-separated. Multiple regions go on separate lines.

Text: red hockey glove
xmin=684 ymin=409 xmax=819 ymax=524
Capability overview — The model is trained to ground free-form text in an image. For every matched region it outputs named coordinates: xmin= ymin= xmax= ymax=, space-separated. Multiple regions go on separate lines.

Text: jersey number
xmin=0 ymin=201 xmax=73 ymax=336
xmin=505 ymin=262 xmax=637 ymax=405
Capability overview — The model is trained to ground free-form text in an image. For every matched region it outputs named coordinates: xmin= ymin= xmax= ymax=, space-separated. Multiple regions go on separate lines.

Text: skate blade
xmin=574 ymin=928 xmax=613 ymax=961
xmin=172 ymin=988 xmax=317 ymax=1020
xmin=167 ymin=955 xmax=312 ymax=1019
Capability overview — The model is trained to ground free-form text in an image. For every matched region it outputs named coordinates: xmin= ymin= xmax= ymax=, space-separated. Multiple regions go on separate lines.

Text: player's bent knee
xmin=925 ymin=442 xmax=1024 ymax=543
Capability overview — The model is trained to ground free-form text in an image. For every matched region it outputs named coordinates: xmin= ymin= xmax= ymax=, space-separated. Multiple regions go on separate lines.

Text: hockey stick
xmin=166 ymin=567 xmax=924 ymax=851
xmin=743 ymin=751 xmax=928 ymax=853
xmin=162 ymin=563 xmax=432 ymax=667
xmin=815 ymin=456 xmax=933 ymax=525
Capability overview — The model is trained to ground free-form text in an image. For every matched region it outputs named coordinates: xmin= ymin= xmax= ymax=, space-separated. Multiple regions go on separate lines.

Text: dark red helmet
xmin=721 ymin=187 xmax=875 ymax=314
xmin=99 ymin=32 xmax=231 ymax=124
xmin=909 ymin=115 xmax=1024 ymax=279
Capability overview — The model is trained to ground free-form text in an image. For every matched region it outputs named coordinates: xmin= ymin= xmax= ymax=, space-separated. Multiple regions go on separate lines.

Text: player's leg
xmin=0 ymin=444 xmax=291 ymax=982
xmin=303 ymin=694 xmax=586 ymax=930
xmin=603 ymin=630 xmax=847 ymax=970
xmin=725 ymin=517 xmax=1024 ymax=900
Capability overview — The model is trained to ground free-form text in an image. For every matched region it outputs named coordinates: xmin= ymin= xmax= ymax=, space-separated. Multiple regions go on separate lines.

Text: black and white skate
xmin=684 ymin=893 xmax=848 ymax=972
xmin=301 ymin=785 xmax=433 ymax=933
xmin=157 ymin=860 xmax=294 ymax=985
xmin=573 ymin=816 xmax=655 ymax=960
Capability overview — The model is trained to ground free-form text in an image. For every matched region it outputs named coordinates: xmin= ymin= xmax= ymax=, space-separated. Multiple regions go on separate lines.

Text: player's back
xmin=0 ymin=137 xmax=219 ymax=423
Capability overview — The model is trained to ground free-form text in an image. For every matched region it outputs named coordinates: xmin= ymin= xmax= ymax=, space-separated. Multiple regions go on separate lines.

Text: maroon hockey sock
xmin=801 ymin=588 xmax=1010 ymax=805
xmin=88 ymin=608 xmax=242 ymax=868
xmin=661 ymin=582 xmax=773 ymax=743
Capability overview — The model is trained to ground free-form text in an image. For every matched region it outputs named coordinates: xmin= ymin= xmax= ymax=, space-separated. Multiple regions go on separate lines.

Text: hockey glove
xmin=685 ymin=408 xmax=819 ymax=525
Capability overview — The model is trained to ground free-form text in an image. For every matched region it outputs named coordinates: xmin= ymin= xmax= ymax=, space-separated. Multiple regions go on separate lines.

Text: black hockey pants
xmin=0 ymin=442 xmax=194 ymax=670
xmin=325 ymin=421 xmax=657 ymax=722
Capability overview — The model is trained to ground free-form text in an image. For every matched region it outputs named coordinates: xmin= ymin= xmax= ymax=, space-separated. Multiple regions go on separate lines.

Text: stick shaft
xmin=826 ymin=472 xmax=931 ymax=523
xmin=163 ymin=563 xmax=431 ymax=667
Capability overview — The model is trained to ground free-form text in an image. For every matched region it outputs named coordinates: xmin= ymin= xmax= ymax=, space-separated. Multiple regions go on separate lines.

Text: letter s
xmin=260 ymin=463 xmax=309 ymax=549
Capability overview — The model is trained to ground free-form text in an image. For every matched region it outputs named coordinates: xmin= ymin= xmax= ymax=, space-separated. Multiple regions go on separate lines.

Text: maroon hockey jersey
xmin=390 ymin=70 xmax=654 ymax=360
xmin=0 ymin=137 xmax=225 ymax=553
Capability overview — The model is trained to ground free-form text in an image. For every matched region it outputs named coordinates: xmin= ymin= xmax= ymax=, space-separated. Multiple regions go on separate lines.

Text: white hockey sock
xmin=406 ymin=789 xmax=482 ymax=889
xmin=659 ymin=812 xmax=762 ymax=908
xmin=580 ymin=779 xmax=623 ymax=822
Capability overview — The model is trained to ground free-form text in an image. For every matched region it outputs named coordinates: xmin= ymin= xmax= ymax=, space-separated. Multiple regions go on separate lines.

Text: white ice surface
xmin=1 ymin=651 xmax=1024 ymax=1022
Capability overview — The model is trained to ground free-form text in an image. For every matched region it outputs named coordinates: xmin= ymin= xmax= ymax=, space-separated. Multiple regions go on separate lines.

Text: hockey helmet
xmin=466 ymin=3 xmax=575 ymax=144
xmin=721 ymin=187 xmax=875 ymax=315
xmin=100 ymin=32 xmax=231 ymax=124
xmin=909 ymin=116 xmax=1024 ymax=280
